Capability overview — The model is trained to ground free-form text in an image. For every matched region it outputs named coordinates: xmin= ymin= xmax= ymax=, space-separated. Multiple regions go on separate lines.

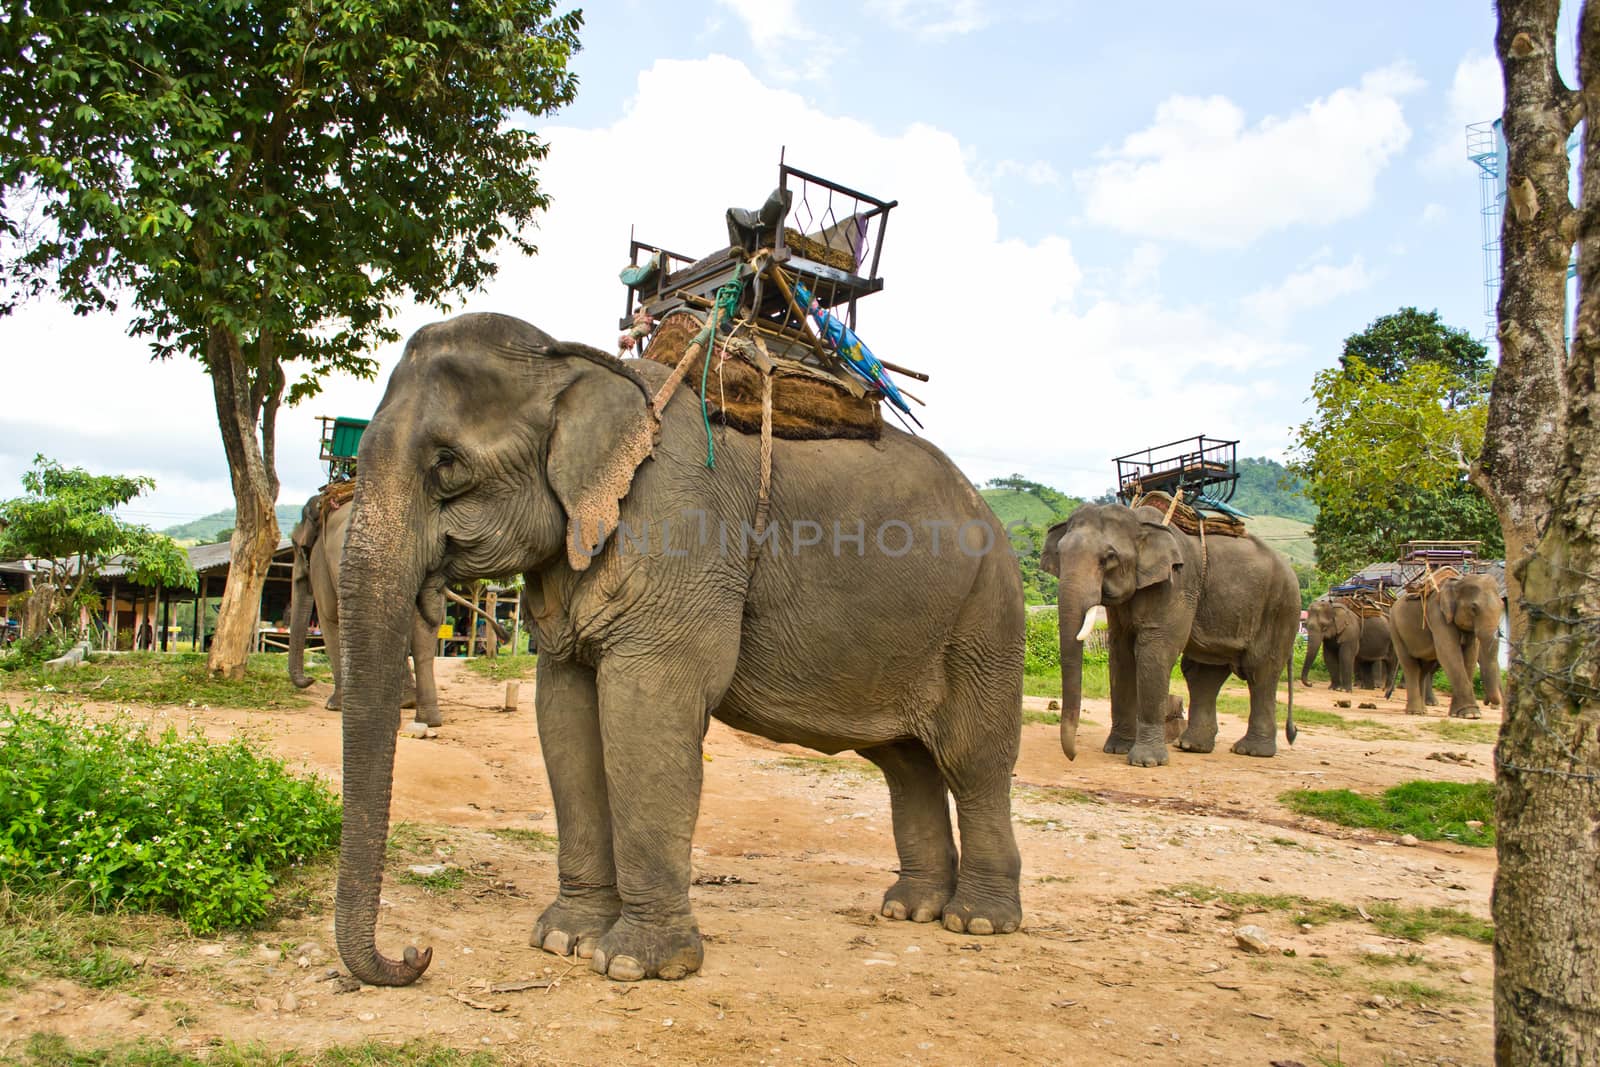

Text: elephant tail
xmin=1284 ymin=659 xmax=1297 ymax=745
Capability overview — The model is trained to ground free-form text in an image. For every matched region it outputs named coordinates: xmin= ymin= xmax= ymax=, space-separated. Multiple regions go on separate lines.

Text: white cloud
xmin=991 ymin=159 xmax=1061 ymax=186
xmin=1420 ymin=202 xmax=1446 ymax=224
xmin=1075 ymin=65 xmax=1421 ymax=247
xmin=1240 ymin=256 xmax=1373 ymax=331
xmin=1424 ymin=53 xmax=1502 ymax=173
xmin=0 ymin=55 xmax=1306 ymax=515
xmin=870 ymin=0 xmax=989 ymax=38
xmin=713 ymin=0 xmax=829 ymax=80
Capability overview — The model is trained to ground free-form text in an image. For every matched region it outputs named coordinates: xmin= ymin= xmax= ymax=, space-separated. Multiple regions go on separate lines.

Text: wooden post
xmin=484 ymin=590 xmax=499 ymax=659
xmin=160 ymin=586 xmax=169 ymax=652
xmin=512 ymin=589 xmax=524 ymax=656
xmin=108 ymin=578 xmax=118 ymax=651
xmin=503 ymin=681 xmax=520 ymax=712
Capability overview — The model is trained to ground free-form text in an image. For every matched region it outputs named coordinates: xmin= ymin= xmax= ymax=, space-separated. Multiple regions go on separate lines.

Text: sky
xmin=0 ymin=1 xmax=1555 ymax=531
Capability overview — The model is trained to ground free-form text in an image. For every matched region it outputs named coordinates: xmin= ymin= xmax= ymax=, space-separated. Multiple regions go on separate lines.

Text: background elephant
xmin=1042 ymin=503 xmax=1300 ymax=767
xmin=287 ymin=491 xmax=442 ymax=727
xmin=1384 ymin=573 xmax=1504 ymax=718
xmin=333 ymin=313 xmax=1026 ymax=987
xmin=1301 ymin=599 xmax=1394 ymax=692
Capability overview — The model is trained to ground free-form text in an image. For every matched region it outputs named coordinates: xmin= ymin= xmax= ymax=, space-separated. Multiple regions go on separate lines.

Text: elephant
xmin=1042 ymin=502 xmax=1300 ymax=767
xmin=331 ymin=313 xmax=1026 ymax=987
xmin=1301 ymin=599 xmax=1393 ymax=692
xmin=1384 ymin=573 xmax=1504 ymax=718
xmin=288 ymin=490 xmax=442 ymax=727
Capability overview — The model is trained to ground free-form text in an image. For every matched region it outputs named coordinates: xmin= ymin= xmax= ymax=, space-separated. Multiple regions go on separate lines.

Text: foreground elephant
xmin=288 ymin=492 xmax=442 ymax=726
xmin=1042 ymin=503 xmax=1299 ymax=766
xmin=1385 ymin=573 xmax=1504 ymax=717
xmin=1301 ymin=598 xmax=1393 ymax=692
xmin=334 ymin=313 xmax=1026 ymax=986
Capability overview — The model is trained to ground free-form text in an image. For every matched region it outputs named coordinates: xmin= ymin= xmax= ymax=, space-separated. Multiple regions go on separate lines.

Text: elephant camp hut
xmin=614 ymin=153 xmax=929 ymax=453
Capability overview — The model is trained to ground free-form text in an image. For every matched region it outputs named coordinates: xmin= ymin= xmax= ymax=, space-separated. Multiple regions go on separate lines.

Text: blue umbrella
xmin=793 ymin=282 xmax=914 ymax=418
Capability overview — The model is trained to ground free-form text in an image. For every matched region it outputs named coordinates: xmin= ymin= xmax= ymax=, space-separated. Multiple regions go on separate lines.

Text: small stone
xmin=357 ymin=1011 xmax=377 ymax=1022
xmin=1459 ymin=971 xmax=1475 ymax=984
xmin=1368 ymin=994 xmax=1390 ymax=1008
xmin=1299 ymin=923 xmax=1313 ymax=934
xmin=1234 ymin=925 xmax=1271 ymax=954
xmin=1361 ymin=1008 xmax=1380 ymax=1020
xmin=253 ymin=995 xmax=277 ymax=1013
xmin=280 ymin=993 xmax=299 ymax=1013
xmin=196 ymin=944 xmax=225 ymax=957
xmin=1359 ymin=943 xmax=1390 ymax=958
xmin=402 ymin=721 xmax=430 ymax=738
xmin=1465 ymin=820 xmax=1484 ymax=830
xmin=296 ymin=956 xmax=310 ymax=969
xmin=662 ymin=1018 xmax=674 ymax=1028
xmin=407 ymin=863 xmax=448 ymax=877
xmin=1399 ymin=834 xmax=1420 ymax=847
xmin=256 ymin=944 xmax=281 ymax=960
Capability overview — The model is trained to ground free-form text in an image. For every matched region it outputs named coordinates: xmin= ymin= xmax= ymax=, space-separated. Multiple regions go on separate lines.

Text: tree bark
xmin=204 ymin=325 xmax=283 ymax=680
xmin=1488 ymin=3 xmax=1600 ymax=1064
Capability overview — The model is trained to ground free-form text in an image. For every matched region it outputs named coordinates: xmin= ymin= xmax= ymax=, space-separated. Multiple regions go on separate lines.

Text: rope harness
xmin=1158 ymin=489 xmax=1208 ymax=606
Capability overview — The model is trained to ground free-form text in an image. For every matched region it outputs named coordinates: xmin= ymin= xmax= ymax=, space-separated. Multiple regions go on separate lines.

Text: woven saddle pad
xmin=1403 ymin=565 xmax=1461 ymax=600
xmin=1131 ymin=490 xmax=1247 ymax=538
xmin=640 ymin=312 xmax=882 ymax=441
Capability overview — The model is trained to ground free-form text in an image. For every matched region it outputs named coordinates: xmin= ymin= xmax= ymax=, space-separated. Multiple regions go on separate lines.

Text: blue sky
xmin=0 ymin=0 xmax=1541 ymax=526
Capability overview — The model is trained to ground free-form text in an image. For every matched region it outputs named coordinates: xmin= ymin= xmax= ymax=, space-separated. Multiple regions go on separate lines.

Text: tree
xmin=1479 ymin=4 xmax=1600 ymax=1063
xmin=1290 ymin=354 xmax=1497 ymax=579
xmin=0 ymin=455 xmax=195 ymax=635
xmin=1338 ymin=307 xmax=1494 ymax=408
xmin=0 ymin=1 xmax=582 ymax=677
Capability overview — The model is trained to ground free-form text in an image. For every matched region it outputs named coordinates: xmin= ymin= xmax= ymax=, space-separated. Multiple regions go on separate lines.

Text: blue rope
xmin=693 ymin=265 xmax=748 ymax=468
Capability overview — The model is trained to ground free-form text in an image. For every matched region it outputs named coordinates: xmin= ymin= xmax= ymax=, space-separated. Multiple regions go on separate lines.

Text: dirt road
xmin=1 ymin=663 xmax=1496 ymax=1066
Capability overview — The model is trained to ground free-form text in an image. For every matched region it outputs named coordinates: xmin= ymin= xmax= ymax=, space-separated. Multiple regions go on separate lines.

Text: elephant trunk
xmin=1300 ymin=624 xmax=1319 ymax=686
xmin=1057 ymin=582 xmax=1098 ymax=761
xmin=333 ymin=468 xmax=432 ymax=987
xmin=288 ymin=541 xmax=316 ymax=689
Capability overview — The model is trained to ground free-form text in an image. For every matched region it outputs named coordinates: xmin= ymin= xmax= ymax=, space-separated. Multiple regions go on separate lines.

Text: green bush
xmin=0 ymin=632 xmax=71 ymax=672
xmin=1281 ymin=780 xmax=1494 ymax=847
xmin=0 ymin=703 xmax=340 ymax=932
xmin=1024 ymin=610 xmax=1059 ymax=674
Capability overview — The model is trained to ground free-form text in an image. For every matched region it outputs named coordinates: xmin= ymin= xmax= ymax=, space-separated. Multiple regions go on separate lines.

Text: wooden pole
xmin=503 ymin=681 xmax=520 ymax=712
xmin=108 ymin=578 xmax=118 ymax=651
xmin=513 ymin=589 xmax=524 ymax=656
xmin=485 ymin=590 xmax=499 ymax=659
xmin=160 ymin=587 xmax=168 ymax=652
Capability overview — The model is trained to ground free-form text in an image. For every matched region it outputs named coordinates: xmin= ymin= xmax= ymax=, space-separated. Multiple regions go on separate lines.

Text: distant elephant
xmin=331 ymin=313 xmax=1026 ymax=987
xmin=1042 ymin=503 xmax=1300 ymax=767
xmin=1384 ymin=573 xmax=1504 ymax=718
xmin=1301 ymin=599 xmax=1393 ymax=692
xmin=287 ymin=490 xmax=442 ymax=726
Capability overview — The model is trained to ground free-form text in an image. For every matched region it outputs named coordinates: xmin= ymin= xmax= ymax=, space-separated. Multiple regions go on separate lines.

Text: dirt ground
xmin=0 ymin=662 xmax=1498 ymax=1066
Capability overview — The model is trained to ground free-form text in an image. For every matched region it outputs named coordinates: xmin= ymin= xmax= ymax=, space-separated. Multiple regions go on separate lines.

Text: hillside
xmin=1231 ymin=457 xmax=1316 ymax=523
xmin=980 ymin=489 xmax=1068 ymax=529
xmin=162 ymin=504 xmax=303 ymax=544
xmin=1245 ymin=513 xmax=1316 ymax=566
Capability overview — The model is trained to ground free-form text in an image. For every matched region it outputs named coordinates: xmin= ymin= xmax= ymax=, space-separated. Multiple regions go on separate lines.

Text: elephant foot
xmin=1102 ymin=734 xmax=1135 ymax=755
xmin=1449 ymin=705 xmax=1483 ymax=720
xmin=413 ymin=704 xmax=443 ymax=728
xmin=532 ymin=886 xmax=622 ymax=961
xmin=880 ymin=876 xmax=954 ymax=924
xmin=1127 ymin=741 xmax=1169 ymax=768
xmin=941 ymin=889 xmax=1022 ymax=936
xmin=1404 ymin=707 xmax=1428 ymax=716
xmin=1176 ymin=727 xmax=1217 ymax=754
xmin=325 ymin=692 xmax=342 ymax=711
xmin=1484 ymin=697 xmax=1502 ymax=709
xmin=1230 ymin=734 xmax=1278 ymax=758
xmin=589 ymin=915 xmax=703 ymax=981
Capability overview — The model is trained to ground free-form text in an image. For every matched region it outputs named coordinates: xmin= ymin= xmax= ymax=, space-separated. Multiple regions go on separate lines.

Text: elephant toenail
xmin=883 ymin=901 xmax=907 ymax=920
xmin=575 ymin=938 xmax=596 ymax=960
xmin=541 ymin=930 xmax=572 ymax=956
xmin=589 ymin=949 xmax=608 ymax=975
xmin=911 ymin=907 xmax=938 ymax=923
xmin=607 ymin=955 xmax=646 ymax=981
xmin=943 ymin=914 xmax=965 ymax=933
xmin=968 ymin=917 xmax=995 ymax=935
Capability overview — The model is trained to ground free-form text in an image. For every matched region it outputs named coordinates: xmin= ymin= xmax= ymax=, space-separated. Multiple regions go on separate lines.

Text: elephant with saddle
xmin=1384 ymin=572 xmax=1504 ymax=718
xmin=1042 ymin=502 xmax=1300 ymax=767
xmin=331 ymin=313 xmax=1026 ymax=986
xmin=1301 ymin=598 xmax=1394 ymax=692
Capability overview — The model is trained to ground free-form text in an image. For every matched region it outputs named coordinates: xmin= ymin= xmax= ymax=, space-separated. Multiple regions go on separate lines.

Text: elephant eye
xmin=430 ymin=449 xmax=471 ymax=498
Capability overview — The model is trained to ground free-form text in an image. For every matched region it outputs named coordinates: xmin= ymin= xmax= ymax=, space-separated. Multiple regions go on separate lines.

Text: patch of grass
xmin=771 ymin=755 xmax=876 ymax=779
xmin=1019 ymin=785 xmax=1099 ymax=806
xmin=488 ymin=827 xmax=557 ymax=852
xmin=0 ymin=652 xmax=327 ymax=709
xmin=0 ymin=886 xmax=147 ymax=990
xmin=1157 ymin=883 xmax=1493 ymax=944
xmin=1432 ymin=719 xmax=1500 ymax=745
xmin=1366 ymin=977 xmax=1460 ymax=1004
xmin=1022 ymin=706 xmax=1059 ymax=725
xmin=0 ymin=703 xmax=340 ymax=933
xmin=386 ymin=822 xmax=448 ymax=857
xmin=1358 ymin=950 xmax=1432 ymax=968
xmin=461 ymin=652 xmax=537 ymax=682
xmin=1281 ymin=780 xmax=1495 ymax=847
xmin=1269 ymin=836 xmax=1317 ymax=853
xmin=13 ymin=1034 xmax=498 ymax=1067
xmin=1278 ymin=706 xmax=1406 ymax=740
xmin=399 ymin=867 xmax=464 ymax=893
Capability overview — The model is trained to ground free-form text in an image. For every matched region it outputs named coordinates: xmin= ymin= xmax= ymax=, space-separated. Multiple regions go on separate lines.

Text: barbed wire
xmin=1494 ymin=562 xmax=1600 ymax=784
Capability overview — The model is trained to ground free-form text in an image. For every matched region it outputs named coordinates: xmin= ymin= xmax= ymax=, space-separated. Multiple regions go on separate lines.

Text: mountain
xmin=1244 ymin=513 xmax=1316 ymax=566
xmin=162 ymin=505 xmax=304 ymax=544
xmin=1230 ymin=457 xmax=1316 ymax=523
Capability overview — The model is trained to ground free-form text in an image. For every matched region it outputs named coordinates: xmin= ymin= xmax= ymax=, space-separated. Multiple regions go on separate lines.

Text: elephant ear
xmin=291 ymin=496 xmax=322 ymax=557
xmin=1134 ymin=516 xmax=1183 ymax=589
xmin=1434 ymin=578 xmax=1461 ymax=625
xmin=545 ymin=350 xmax=661 ymax=572
xmin=1040 ymin=522 xmax=1071 ymax=577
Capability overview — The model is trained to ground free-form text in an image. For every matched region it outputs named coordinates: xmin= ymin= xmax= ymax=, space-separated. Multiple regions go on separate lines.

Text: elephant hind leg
xmin=1177 ymin=657 xmax=1228 ymax=754
xmin=859 ymin=739 xmax=956 ymax=923
xmin=1231 ymin=664 xmax=1282 ymax=758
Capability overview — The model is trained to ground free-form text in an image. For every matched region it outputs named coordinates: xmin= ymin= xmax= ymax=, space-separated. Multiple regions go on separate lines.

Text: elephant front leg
xmin=1103 ymin=622 xmax=1138 ymax=754
xmin=1440 ymin=636 xmax=1482 ymax=720
xmin=1127 ymin=634 xmax=1177 ymax=767
xmin=1393 ymin=647 xmax=1429 ymax=715
xmin=532 ymin=657 xmax=621 ymax=961
xmin=1335 ymin=641 xmax=1356 ymax=693
xmin=590 ymin=662 xmax=727 ymax=981
xmin=410 ymin=612 xmax=442 ymax=727
xmin=860 ymin=741 xmax=957 ymax=923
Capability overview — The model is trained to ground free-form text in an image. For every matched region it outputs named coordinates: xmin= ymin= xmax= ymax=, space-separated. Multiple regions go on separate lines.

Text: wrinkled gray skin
xmin=289 ymin=493 xmax=441 ymax=727
xmin=1301 ymin=599 xmax=1393 ymax=692
xmin=1384 ymin=575 xmax=1504 ymax=717
xmin=333 ymin=313 xmax=1025 ymax=987
xmin=1042 ymin=503 xmax=1300 ymax=767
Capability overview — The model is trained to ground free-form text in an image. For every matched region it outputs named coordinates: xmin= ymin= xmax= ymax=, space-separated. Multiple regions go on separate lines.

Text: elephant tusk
xmin=1075 ymin=608 xmax=1100 ymax=642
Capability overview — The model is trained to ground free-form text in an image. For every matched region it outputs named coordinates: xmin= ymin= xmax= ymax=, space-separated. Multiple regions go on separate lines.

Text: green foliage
xmin=1337 ymin=307 xmax=1492 ymax=408
xmin=14 ymin=1034 xmax=498 ymax=1067
xmin=1293 ymin=562 xmax=1332 ymax=609
xmin=1231 ymin=457 xmax=1317 ymax=522
xmin=1281 ymin=780 xmax=1495 ymax=847
xmin=4 ymin=651 xmax=328 ymax=708
xmin=0 ymin=457 xmax=196 ymax=632
xmin=981 ymin=476 xmax=1082 ymax=605
xmin=1247 ymin=514 xmax=1316 ymax=567
xmin=162 ymin=506 xmax=303 ymax=545
xmin=0 ymin=703 xmax=340 ymax=932
xmin=0 ymin=884 xmax=146 ymax=990
xmin=488 ymin=827 xmax=557 ymax=852
xmin=1023 ymin=610 xmax=1059 ymax=674
xmin=0 ymin=632 xmax=72 ymax=672
xmin=1159 ymin=882 xmax=1492 ymax=943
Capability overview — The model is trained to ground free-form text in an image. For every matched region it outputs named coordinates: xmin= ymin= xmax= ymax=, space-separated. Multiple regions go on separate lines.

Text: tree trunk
xmin=1488 ymin=4 xmax=1600 ymax=1063
xmin=204 ymin=325 xmax=283 ymax=679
